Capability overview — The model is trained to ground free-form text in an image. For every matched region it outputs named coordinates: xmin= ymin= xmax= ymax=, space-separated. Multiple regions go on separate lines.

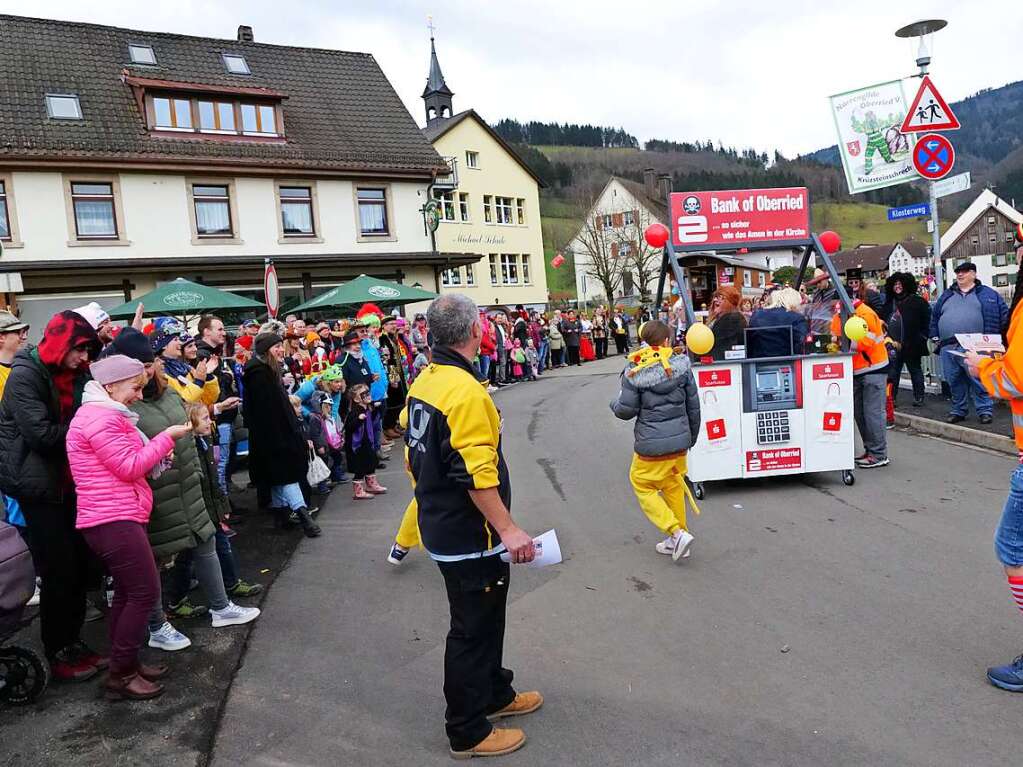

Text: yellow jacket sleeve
xmin=165 ymin=373 xmax=220 ymax=405
xmin=446 ymin=392 xmax=501 ymax=490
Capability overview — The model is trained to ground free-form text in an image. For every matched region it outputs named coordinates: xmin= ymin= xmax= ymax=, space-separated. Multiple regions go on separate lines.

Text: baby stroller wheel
xmin=0 ymin=646 xmax=49 ymax=705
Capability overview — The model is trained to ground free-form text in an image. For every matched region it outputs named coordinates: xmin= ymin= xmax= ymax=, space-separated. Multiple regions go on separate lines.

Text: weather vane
xmin=427 ymin=15 xmax=435 ymax=38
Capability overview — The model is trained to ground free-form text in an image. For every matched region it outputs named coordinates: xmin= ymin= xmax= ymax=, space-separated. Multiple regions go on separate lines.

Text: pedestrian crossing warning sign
xmin=900 ymin=76 xmax=960 ymax=133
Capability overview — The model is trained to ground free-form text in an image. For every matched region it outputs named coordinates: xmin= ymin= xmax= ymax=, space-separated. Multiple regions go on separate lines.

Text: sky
xmin=6 ymin=1 xmax=1020 ymax=156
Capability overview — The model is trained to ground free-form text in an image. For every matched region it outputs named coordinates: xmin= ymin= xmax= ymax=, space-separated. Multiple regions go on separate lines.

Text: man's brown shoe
xmin=450 ymin=728 xmax=526 ymax=760
xmin=487 ymin=691 xmax=544 ymax=722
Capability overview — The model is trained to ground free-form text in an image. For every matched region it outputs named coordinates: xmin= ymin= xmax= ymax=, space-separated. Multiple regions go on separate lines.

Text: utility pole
xmin=896 ymin=19 xmax=947 ymax=290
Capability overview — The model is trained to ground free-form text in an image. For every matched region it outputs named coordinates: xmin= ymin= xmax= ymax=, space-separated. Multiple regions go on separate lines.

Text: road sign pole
xmin=929 ymin=180 xmax=943 ymax=289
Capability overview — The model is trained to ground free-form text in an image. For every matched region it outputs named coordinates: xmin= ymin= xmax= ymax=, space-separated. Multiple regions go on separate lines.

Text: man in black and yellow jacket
xmin=403 ymin=294 xmax=541 ymax=760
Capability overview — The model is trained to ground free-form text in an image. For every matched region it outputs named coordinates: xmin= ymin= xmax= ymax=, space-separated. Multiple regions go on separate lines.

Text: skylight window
xmin=128 ymin=44 xmax=157 ymax=65
xmin=222 ymin=54 xmax=250 ymax=75
xmin=45 ymin=94 xmax=82 ymax=120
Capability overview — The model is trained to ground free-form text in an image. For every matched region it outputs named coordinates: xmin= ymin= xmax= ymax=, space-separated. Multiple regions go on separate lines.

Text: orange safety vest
xmin=830 ymin=301 xmax=889 ymax=375
xmin=978 ymin=299 xmax=1023 ymax=450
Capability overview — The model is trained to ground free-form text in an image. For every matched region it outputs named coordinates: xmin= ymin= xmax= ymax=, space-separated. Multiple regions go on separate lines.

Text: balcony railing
xmin=433 ymin=156 xmax=458 ymax=189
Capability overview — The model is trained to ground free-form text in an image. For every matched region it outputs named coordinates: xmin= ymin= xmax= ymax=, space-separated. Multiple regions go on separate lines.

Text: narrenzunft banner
xmin=830 ymin=80 xmax=919 ymax=194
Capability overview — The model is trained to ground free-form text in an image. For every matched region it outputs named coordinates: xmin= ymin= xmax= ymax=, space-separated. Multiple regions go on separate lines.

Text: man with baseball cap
xmin=930 ymin=261 xmax=1009 ymax=424
xmin=0 ymin=310 xmax=30 ymax=400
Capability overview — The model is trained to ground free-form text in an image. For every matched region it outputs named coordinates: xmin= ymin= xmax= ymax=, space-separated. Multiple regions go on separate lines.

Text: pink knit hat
xmin=90 ymin=354 xmax=145 ymax=386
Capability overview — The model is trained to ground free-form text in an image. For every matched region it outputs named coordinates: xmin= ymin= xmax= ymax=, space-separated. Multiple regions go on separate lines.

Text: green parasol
xmin=107 ymin=278 xmax=265 ymax=320
xmin=290 ymin=274 xmax=438 ymax=313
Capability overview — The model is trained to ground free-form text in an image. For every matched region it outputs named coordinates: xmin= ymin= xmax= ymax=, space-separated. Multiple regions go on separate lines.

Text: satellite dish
xmin=895 ymin=19 xmax=947 ymax=38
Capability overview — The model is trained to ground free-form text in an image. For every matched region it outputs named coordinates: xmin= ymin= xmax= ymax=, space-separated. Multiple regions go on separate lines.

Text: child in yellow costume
xmin=611 ymin=320 xmax=701 ymax=561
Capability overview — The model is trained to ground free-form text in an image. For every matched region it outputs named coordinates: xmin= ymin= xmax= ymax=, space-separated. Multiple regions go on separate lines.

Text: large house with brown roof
xmin=939 ymin=189 xmax=1022 ymax=298
xmin=0 ymin=15 xmax=475 ymax=328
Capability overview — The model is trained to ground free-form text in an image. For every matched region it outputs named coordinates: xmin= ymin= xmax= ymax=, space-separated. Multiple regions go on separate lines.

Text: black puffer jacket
xmin=0 ymin=348 xmax=85 ymax=504
xmin=610 ymin=353 xmax=702 ymax=456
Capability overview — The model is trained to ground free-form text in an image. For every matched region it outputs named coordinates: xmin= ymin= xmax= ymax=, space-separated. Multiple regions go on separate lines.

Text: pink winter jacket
xmin=67 ymin=382 xmax=176 ymax=530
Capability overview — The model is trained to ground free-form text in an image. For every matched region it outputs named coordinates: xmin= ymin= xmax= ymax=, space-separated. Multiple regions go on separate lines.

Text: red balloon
xmin=819 ymin=230 xmax=841 ymax=254
xmin=551 ymin=254 xmax=565 ymax=268
xmin=644 ymin=223 xmax=670 ymax=248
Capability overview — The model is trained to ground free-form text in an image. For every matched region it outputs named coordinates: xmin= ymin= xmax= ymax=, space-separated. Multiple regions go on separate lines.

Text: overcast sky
xmin=7 ymin=1 xmax=1019 ymax=156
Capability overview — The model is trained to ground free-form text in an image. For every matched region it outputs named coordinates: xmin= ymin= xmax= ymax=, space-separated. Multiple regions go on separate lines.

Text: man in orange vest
xmin=832 ymin=299 xmax=891 ymax=468
xmin=967 ymin=229 xmax=1023 ymax=691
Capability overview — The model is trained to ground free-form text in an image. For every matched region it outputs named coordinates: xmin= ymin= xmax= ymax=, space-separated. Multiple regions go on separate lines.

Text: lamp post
xmin=895 ymin=19 xmax=948 ymax=290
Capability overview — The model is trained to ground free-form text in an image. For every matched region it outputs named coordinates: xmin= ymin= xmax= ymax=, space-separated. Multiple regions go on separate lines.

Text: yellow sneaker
xmin=487 ymin=691 xmax=544 ymax=722
xmin=450 ymin=727 xmax=526 ymax=760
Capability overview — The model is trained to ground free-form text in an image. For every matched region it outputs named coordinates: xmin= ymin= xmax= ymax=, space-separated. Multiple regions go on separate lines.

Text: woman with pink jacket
xmin=66 ymin=355 xmax=192 ymax=701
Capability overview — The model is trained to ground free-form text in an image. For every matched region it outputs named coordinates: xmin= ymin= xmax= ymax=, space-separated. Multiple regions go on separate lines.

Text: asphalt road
xmin=211 ymin=355 xmax=1023 ymax=767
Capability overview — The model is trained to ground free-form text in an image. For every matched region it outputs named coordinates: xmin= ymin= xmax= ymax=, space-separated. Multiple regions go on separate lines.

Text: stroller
xmin=0 ymin=519 xmax=47 ymax=705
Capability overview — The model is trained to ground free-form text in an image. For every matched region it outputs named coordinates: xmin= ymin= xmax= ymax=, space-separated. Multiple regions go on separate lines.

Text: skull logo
xmin=682 ymin=196 xmax=701 ymax=215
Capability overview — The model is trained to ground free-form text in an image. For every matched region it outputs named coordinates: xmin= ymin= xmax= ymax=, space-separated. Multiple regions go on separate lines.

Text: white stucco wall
xmin=1 ymin=170 xmax=434 ymax=264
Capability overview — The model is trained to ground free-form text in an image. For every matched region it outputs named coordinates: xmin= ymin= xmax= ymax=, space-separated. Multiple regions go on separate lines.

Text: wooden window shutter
xmin=611 ymin=242 xmax=619 ymax=257
xmin=612 ymin=213 xmax=623 ymax=227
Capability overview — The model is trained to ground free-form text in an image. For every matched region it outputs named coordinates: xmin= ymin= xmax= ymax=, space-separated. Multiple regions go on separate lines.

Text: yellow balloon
xmin=844 ymin=316 xmax=868 ymax=342
xmin=686 ymin=322 xmax=715 ymax=355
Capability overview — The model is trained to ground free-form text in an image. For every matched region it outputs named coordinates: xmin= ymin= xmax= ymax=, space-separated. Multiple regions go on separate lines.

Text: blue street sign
xmin=887 ymin=202 xmax=931 ymax=222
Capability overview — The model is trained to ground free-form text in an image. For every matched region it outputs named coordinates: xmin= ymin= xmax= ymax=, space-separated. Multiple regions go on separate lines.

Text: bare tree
xmin=613 ymin=208 xmax=662 ymax=302
xmin=572 ymin=196 xmax=626 ymax=308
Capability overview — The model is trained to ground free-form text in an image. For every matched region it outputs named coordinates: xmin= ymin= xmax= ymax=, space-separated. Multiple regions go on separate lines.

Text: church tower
xmin=422 ymin=25 xmax=453 ymax=126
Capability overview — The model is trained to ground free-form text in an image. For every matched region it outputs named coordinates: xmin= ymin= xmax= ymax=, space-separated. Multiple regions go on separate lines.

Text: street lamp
xmin=895 ymin=19 xmax=946 ymax=77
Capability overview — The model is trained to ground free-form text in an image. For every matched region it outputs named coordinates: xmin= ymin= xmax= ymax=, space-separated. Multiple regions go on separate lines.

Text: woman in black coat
xmin=242 ymin=332 xmax=320 ymax=537
xmin=883 ymin=272 xmax=932 ymax=407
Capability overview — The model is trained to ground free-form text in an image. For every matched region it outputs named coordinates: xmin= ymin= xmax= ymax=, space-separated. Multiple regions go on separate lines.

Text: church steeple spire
xmin=422 ymin=17 xmax=453 ymax=125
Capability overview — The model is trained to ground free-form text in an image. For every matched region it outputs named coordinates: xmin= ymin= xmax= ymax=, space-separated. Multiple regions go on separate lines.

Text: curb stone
xmin=895 ymin=411 xmax=1016 ymax=456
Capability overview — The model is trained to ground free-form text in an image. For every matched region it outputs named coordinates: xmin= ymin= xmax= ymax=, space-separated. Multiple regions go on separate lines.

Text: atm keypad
xmin=756 ymin=411 xmax=790 ymax=444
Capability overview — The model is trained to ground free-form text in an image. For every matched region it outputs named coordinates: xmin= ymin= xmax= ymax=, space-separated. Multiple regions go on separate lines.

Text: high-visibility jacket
xmin=831 ymin=301 xmax=889 ymax=375
xmin=978 ymin=299 xmax=1023 ymax=451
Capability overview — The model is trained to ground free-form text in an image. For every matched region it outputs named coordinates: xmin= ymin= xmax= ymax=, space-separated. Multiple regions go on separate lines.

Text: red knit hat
xmin=236 ymin=334 xmax=253 ymax=351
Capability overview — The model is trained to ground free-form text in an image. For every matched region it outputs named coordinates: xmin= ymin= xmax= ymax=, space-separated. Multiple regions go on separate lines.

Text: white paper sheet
xmin=500 ymin=529 xmax=562 ymax=568
xmin=955 ymin=333 xmax=1005 ymax=356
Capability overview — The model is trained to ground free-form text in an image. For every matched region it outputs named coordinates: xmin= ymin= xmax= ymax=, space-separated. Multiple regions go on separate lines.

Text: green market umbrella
xmin=290 ymin=274 xmax=438 ymax=313
xmin=107 ymin=278 xmax=266 ymax=320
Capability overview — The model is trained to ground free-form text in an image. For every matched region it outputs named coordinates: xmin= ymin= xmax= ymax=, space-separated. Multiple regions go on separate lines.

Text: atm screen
xmin=756 ymin=371 xmax=780 ymax=391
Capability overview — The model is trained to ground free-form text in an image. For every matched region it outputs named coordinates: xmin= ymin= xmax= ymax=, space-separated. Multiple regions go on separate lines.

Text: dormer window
xmin=153 ymin=96 xmax=193 ymax=131
xmin=222 ymin=54 xmax=250 ymax=75
xmin=46 ymin=94 xmax=82 ymax=120
xmin=145 ymin=92 xmax=281 ymax=138
xmin=128 ymin=44 xmax=157 ymax=65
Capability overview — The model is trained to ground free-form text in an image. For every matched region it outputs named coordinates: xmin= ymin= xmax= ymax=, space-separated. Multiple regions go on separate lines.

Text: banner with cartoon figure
xmin=830 ymin=80 xmax=918 ymax=194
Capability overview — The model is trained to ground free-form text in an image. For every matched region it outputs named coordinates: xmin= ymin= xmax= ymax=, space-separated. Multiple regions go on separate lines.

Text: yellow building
xmin=420 ymin=35 xmax=549 ymax=309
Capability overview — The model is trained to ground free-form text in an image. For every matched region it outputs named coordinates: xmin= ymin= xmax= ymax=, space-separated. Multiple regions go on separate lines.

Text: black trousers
xmin=595 ymin=337 xmax=608 ymax=359
xmin=438 ymin=555 xmax=516 ymax=751
xmin=888 ymin=353 xmax=926 ymax=402
xmin=566 ymin=346 xmax=581 ymax=366
xmin=20 ymin=499 xmax=90 ymax=658
xmin=613 ymin=334 xmax=627 ymax=355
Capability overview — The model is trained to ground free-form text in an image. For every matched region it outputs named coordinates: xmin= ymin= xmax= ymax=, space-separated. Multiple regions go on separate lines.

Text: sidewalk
xmin=2 ymin=487 xmax=312 ymax=767
xmin=893 ymin=385 xmax=1016 ymax=454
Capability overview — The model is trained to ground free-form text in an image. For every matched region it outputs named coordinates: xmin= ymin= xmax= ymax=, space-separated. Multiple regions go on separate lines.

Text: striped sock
xmin=1009 ymin=576 xmax=1023 ymax=615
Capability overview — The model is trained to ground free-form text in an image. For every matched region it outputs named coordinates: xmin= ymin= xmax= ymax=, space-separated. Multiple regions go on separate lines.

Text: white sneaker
xmin=27 ymin=580 xmax=41 ymax=607
xmin=148 ymin=621 xmax=192 ymax=651
xmin=654 ymin=537 xmax=675 ymax=555
xmin=211 ymin=601 xmax=261 ymax=628
xmin=672 ymin=531 xmax=695 ymax=563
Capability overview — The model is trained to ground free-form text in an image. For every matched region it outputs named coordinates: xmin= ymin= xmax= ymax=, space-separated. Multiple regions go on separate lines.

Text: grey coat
xmin=610 ymin=354 xmax=701 ymax=457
